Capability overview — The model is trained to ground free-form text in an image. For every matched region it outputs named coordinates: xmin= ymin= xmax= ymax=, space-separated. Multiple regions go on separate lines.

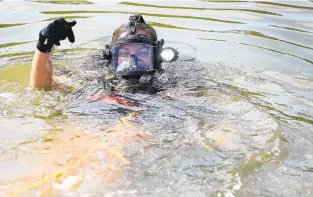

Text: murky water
xmin=1 ymin=0 xmax=313 ymax=196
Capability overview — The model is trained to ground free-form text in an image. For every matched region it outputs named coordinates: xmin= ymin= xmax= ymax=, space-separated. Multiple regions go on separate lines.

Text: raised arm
xmin=30 ymin=17 xmax=76 ymax=90
xmin=30 ymin=50 xmax=53 ymax=90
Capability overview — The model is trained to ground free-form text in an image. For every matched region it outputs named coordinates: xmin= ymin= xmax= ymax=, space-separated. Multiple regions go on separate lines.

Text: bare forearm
xmin=30 ymin=17 xmax=76 ymax=90
xmin=30 ymin=49 xmax=53 ymax=90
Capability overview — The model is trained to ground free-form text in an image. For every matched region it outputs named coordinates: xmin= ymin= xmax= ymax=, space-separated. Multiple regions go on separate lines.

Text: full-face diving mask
xmin=103 ymin=14 xmax=178 ymax=78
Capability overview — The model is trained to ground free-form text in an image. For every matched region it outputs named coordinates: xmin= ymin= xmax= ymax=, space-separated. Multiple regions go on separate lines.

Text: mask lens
xmin=111 ymin=43 xmax=154 ymax=73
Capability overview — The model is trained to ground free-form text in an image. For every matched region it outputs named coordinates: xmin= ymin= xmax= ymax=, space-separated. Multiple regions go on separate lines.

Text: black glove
xmin=37 ymin=17 xmax=77 ymax=53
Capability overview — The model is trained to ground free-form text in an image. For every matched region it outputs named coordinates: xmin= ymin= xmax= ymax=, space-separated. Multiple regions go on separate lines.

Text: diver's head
xmin=110 ymin=19 xmax=157 ymax=44
xmin=103 ymin=14 xmax=178 ymax=79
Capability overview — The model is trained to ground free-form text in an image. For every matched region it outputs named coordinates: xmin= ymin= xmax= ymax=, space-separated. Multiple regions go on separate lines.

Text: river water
xmin=0 ymin=0 xmax=313 ymax=196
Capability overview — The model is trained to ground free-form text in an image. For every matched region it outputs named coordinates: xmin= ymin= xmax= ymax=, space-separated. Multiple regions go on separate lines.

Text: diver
xmin=29 ymin=14 xmax=178 ymax=92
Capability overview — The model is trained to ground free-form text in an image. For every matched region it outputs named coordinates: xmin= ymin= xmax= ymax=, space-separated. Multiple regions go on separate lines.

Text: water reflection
xmin=119 ymin=1 xmax=283 ymax=16
xmin=269 ymin=24 xmax=313 ymax=34
xmin=198 ymin=38 xmax=313 ymax=65
xmin=1 ymin=0 xmax=313 ymax=196
xmin=0 ymin=23 xmax=26 ymax=28
xmin=27 ymin=0 xmax=94 ymax=4
xmin=0 ymin=41 xmax=33 ymax=49
xmin=40 ymin=10 xmax=245 ymax=24
xmin=202 ymin=0 xmax=313 ymax=11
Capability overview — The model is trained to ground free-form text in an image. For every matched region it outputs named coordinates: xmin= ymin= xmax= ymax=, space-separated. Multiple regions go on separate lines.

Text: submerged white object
xmin=52 ymin=175 xmax=81 ymax=190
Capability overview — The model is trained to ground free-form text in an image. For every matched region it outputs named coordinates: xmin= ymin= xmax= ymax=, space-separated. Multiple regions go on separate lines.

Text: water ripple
xmin=202 ymin=0 xmax=313 ymax=10
xmin=40 ymin=10 xmax=245 ymax=24
xmin=120 ymin=2 xmax=283 ymax=16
